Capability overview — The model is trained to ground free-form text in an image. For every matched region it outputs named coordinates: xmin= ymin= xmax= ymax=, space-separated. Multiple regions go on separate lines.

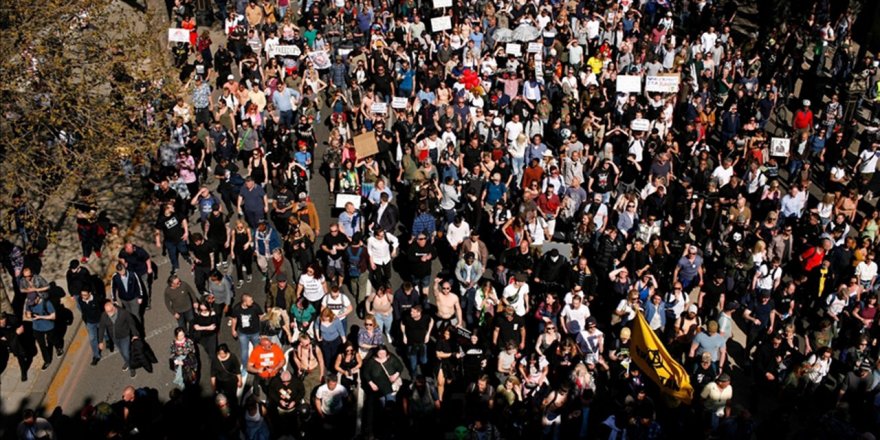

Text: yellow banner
xmin=628 ymin=311 xmax=694 ymax=404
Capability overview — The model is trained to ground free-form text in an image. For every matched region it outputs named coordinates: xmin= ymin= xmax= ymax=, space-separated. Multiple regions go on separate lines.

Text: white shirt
xmin=856 ymin=261 xmax=878 ymax=283
xmin=505 ymin=121 xmax=524 ymax=144
xmin=859 ymin=149 xmax=879 ymax=174
xmin=503 ymin=282 xmax=530 ymax=317
xmin=367 ymin=233 xmax=399 ymax=265
xmin=711 ymin=165 xmax=735 ymax=187
xmin=446 ymin=221 xmax=471 ymax=248
xmin=561 ymin=303 xmax=591 ymax=332
xmin=298 ymin=274 xmax=327 ymax=302
xmin=316 ymin=383 xmax=349 ymax=415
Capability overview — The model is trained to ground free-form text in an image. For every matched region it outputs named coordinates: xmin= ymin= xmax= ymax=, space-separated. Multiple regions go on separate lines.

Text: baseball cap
xmin=276 ymin=274 xmax=287 ymax=282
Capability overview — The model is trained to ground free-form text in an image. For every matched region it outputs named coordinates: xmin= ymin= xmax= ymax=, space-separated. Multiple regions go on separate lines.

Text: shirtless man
xmin=292 ymin=333 xmax=324 ymax=386
xmin=433 ymin=278 xmax=463 ymax=329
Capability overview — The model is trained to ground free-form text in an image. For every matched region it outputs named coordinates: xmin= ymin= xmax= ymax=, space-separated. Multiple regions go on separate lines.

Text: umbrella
xmin=512 ymin=23 xmax=540 ymax=42
xmin=493 ymin=28 xmax=513 ymax=43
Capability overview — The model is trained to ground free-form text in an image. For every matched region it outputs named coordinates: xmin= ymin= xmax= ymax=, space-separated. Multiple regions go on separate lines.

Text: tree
xmin=0 ymin=0 xmax=177 ymax=251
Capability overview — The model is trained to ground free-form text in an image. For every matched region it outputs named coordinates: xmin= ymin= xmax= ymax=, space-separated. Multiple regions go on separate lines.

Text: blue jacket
xmin=254 ymin=226 xmax=282 ymax=256
xmin=112 ymin=271 xmax=145 ymax=302
xmin=643 ymin=300 xmax=667 ymax=329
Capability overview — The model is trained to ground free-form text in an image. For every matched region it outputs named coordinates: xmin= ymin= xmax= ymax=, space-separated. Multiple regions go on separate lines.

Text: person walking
xmin=111 ymin=263 xmax=146 ymax=326
xmin=75 ymin=289 xmax=106 ymax=366
xmin=118 ymin=241 xmax=155 ymax=309
xmin=98 ymin=302 xmax=140 ymax=377
xmin=24 ymin=292 xmax=62 ymax=371
xmin=164 ymin=275 xmax=199 ymax=334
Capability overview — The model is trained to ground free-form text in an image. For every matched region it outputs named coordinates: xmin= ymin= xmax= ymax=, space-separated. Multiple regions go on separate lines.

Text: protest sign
xmin=770 ymin=138 xmax=791 ymax=157
xmin=168 ymin=28 xmax=190 ymax=43
xmin=392 ymin=97 xmax=408 ymax=109
xmin=353 ymin=132 xmax=379 ymax=158
xmin=645 ymin=75 xmax=680 ymax=93
xmin=431 ymin=16 xmax=452 ymax=32
xmin=616 ymin=75 xmax=642 ymax=93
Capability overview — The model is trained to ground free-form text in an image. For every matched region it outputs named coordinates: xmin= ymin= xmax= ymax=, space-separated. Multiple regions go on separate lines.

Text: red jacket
xmin=793 ymin=110 xmax=813 ymax=130
xmin=800 ymin=246 xmax=825 ymax=272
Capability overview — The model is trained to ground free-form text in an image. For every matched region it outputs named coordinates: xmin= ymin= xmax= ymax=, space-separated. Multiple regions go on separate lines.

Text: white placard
xmin=431 ymin=16 xmax=452 ymax=32
xmin=630 ymin=118 xmax=650 ymax=132
xmin=371 ymin=102 xmax=388 ymax=114
xmin=335 ymin=194 xmax=361 ymax=209
xmin=616 ymin=75 xmax=642 ymax=93
xmin=645 ymin=75 xmax=680 ymax=93
xmin=269 ymin=45 xmax=302 ymax=57
xmin=527 ymin=42 xmax=542 ymax=53
xmin=433 ymin=0 xmax=452 ymax=8
xmin=506 ymin=43 xmax=522 ymax=57
xmin=307 ymin=50 xmax=332 ymax=70
xmin=392 ymin=97 xmax=408 ymax=109
xmin=337 ymin=48 xmax=353 ymax=57
xmin=770 ymin=137 xmax=791 ymax=157
xmin=168 ymin=28 xmax=190 ymax=43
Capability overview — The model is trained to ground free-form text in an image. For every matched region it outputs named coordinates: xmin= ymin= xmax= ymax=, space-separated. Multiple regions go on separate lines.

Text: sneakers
xmin=246 ymin=274 xmax=253 ymax=283
xmin=130 ymin=369 xmax=136 ymax=378
xmin=91 ymin=357 xmax=100 ymax=366
xmin=122 ymin=364 xmax=129 ymax=371
xmin=41 ymin=363 xmax=51 ymax=370
xmin=95 ymin=251 xmax=102 ymax=258
xmin=56 ymin=347 xmax=64 ymax=356
xmin=237 ymin=280 xmax=244 ymax=289
xmin=80 ymin=256 xmax=89 ymax=264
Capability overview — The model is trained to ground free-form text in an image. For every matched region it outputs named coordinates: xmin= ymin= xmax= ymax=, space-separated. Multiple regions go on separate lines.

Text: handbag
xmin=379 ymin=360 xmax=402 ymax=393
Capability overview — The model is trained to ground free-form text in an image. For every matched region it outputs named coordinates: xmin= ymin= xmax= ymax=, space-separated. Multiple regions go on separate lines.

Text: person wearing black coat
xmin=0 ymin=312 xmax=31 ymax=381
xmin=129 ymin=337 xmax=158 ymax=374
xmin=98 ymin=302 xmax=140 ymax=377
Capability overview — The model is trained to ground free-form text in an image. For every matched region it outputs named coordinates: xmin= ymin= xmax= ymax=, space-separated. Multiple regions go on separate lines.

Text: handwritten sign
xmin=335 ymin=194 xmax=361 ymax=209
xmin=616 ymin=75 xmax=642 ymax=93
xmin=506 ymin=43 xmax=522 ymax=57
xmin=527 ymin=42 xmax=542 ymax=53
xmin=645 ymin=75 xmax=680 ymax=93
xmin=392 ymin=97 xmax=408 ymax=109
xmin=371 ymin=102 xmax=388 ymax=114
xmin=770 ymin=137 xmax=790 ymax=157
xmin=433 ymin=0 xmax=452 ymax=8
xmin=168 ymin=28 xmax=190 ymax=43
xmin=431 ymin=16 xmax=452 ymax=32
xmin=269 ymin=45 xmax=302 ymax=57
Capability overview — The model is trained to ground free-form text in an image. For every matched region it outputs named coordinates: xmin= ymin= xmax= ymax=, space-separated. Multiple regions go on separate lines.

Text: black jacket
xmin=129 ymin=338 xmax=158 ymax=372
xmin=112 ymin=272 xmax=145 ymax=302
xmin=99 ymin=307 xmax=140 ymax=342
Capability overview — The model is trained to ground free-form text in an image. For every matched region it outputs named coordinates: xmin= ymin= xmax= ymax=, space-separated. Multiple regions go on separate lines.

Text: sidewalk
xmin=0 ymin=174 xmax=148 ymax=417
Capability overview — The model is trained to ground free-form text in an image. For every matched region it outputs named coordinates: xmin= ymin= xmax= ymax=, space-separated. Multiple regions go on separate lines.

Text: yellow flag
xmin=628 ymin=311 xmax=694 ymax=404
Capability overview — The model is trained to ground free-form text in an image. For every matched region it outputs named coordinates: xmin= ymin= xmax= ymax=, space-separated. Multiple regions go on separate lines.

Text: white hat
xmin=493 ymin=117 xmax=503 ymax=126
xmin=803 ymin=99 xmax=811 ymax=107
xmin=542 ymin=150 xmax=554 ymax=157
xmin=227 ymin=74 xmax=234 ymax=80
xmin=688 ymin=304 xmax=698 ymax=313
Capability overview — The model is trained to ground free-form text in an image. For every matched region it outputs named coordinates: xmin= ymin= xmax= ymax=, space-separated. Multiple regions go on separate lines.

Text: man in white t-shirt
xmin=855 ymin=142 xmax=879 ymax=188
xmin=502 ymin=274 xmax=530 ymax=317
xmin=315 ymin=375 xmax=349 ymax=418
xmin=561 ymin=294 xmax=591 ymax=334
xmin=505 ymin=114 xmax=524 ymax=145
xmin=856 ymin=253 xmax=879 ymax=291
xmin=711 ymin=158 xmax=735 ymax=187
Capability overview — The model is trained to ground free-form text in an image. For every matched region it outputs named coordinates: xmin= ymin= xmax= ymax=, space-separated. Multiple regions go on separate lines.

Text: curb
xmin=40 ymin=198 xmax=151 ymax=412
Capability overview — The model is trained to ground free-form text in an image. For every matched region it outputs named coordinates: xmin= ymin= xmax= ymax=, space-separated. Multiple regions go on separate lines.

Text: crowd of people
xmin=5 ymin=0 xmax=880 ymax=439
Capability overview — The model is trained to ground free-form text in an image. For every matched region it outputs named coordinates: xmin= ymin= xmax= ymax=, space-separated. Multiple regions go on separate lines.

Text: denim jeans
xmin=84 ymin=322 xmax=101 ymax=360
xmin=238 ymin=332 xmax=261 ymax=374
xmin=407 ymin=343 xmax=428 ymax=375
xmin=374 ymin=312 xmax=393 ymax=338
xmin=164 ymin=240 xmax=189 ymax=271
xmin=116 ymin=337 xmax=132 ymax=367
xmin=176 ymin=309 xmax=194 ymax=334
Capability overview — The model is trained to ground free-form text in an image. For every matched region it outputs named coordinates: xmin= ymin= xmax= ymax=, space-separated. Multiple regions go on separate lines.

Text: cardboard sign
xmin=392 ymin=97 xmax=408 ymax=109
xmin=431 ymin=16 xmax=452 ymax=32
xmin=269 ymin=45 xmax=301 ymax=57
xmin=645 ymin=75 xmax=680 ymax=93
xmin=616 ymin=75 xmax=642 ymax=93
xmin=335 ymin=193 xmax=362 ymax=209
xmin=506 ymin=43 xmax=522 ymax=57
xmin=541 ymin=242 xmax=574 ymax=259
xmin=630 ymin=118 xmax=650 ymax=132
xmin=433 ymin=0 xmax=452 ymax=8
xmin=168 ymin=28 xmax=190 ymax=43
xmin=371 ymin=102 xmax=388 ymax=114
xmin=770 ymin=137 xmax=790 ymax=157
xmin=527 ymin=42 xmax=542 ymax=53
xmin=353 ymin=132 xmax=379 ymax=158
